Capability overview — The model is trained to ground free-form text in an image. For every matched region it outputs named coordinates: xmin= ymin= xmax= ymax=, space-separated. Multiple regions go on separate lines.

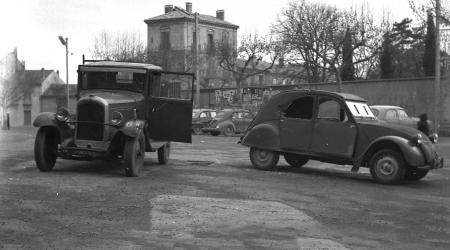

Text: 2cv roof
xmin=79 ymin=61 xmax=163 ymax=71
xmin=254 ymin=89 xmax=367 ymax=123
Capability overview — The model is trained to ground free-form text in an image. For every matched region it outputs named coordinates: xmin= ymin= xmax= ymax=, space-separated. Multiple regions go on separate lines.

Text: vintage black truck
xmin=33 ymin=61 xmax=194 ymax=177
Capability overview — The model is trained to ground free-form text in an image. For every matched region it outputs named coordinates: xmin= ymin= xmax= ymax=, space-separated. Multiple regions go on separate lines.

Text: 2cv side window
xmin=283 ymin=96 xmax=314 ymax=119
xmin=317 ymin=97 xmax=348 ymax=122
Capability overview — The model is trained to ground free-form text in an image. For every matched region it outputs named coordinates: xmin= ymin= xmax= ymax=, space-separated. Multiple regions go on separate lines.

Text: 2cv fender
xmin=357 ymin=135 xmax=426 ymax=168
xmin=240 ymin=121 xmax=280 ymax=152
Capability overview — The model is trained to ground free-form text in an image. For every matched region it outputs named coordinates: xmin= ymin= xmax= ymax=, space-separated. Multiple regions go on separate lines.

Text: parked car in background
xmin=370 ymin=105 xmax=422 ymax=128
xmin=240 ymin=90 xmax=443 ymax=184
xmin=192 ymin=109 xmax=217 ymax=134
xmin=202 ymin=109 xmax=254 ymax=136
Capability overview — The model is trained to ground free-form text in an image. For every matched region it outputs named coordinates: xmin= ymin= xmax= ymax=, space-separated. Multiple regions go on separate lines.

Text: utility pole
xmin=435 ymin=0 xmax=441 ymax=132
xmin=194 ymin=13 xmax=200 ymax=108
xmin=58 ymin=35 xmax=70 ymax=111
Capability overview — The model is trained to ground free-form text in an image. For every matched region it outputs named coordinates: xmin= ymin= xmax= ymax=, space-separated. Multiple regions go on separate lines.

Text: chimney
xmin=279 ymin=57 xmax=285 ymax=68
xmin=216 ymin=10 xmax=224 ymax=20
xmin=186 ymin=2 xmax=192 ymax=13
xmin=41 ymin=68 xmax=45 ymax=81
xmin=56 ymin=70 xmax=59 ymax=76
xmin=164 ymin=5 xmax=173 ymax=14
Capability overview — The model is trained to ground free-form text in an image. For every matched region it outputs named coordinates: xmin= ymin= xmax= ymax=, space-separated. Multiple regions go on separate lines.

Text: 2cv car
xmin=240 ymin=90 xmax=444 ymax=184
xmin=33 ymin=61 xmax=194 ymax=177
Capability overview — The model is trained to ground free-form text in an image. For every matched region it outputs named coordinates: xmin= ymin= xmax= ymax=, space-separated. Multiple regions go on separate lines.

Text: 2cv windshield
xmin=346 ymin=101 xmax=376 ymax=120
xmin=80 ymin=68 xmax=146 ymax=92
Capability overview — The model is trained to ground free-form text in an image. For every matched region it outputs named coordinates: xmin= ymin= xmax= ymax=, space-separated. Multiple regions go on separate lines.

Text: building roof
xmin=80 ymin=61 xmax=163 ymax=71
xmin=13 ymin=69 xmax=54 ymax=87
xmin=41 ymin=83 xmax=77 ymax=97
xmin=144 ymin=6 xmax=239 ymax=30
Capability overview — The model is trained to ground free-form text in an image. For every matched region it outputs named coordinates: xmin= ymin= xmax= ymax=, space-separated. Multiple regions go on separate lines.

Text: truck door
xmin=147 ymin=72 xmax=194 ymax=143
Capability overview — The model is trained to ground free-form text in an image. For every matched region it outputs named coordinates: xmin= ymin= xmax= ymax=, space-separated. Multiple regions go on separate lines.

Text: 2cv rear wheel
xmin=284 ymin=153 xmax=309 ymax=167
xmin=250 ymin=147 xmax=279 ymax=171
xmin=124 ymin=132 xmax=145 ymax=177
xmin=34 ymin=127 xmax=59 ymax=172
xmin=369 ymin=149 xmax=406 ymax=184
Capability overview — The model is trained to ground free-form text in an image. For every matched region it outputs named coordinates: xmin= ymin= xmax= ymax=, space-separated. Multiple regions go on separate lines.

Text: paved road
xmin=1 ymin=127 xmax=450 ymax=249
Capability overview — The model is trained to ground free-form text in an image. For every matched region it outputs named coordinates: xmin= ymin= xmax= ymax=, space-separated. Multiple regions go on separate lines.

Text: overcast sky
xmin=1 ymin=0 xmax=415 ymax=84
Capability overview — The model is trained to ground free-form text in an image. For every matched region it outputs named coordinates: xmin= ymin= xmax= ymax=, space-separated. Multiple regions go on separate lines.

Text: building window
xmin=207 ymin=33 xmax=215 ymax=55
xmin=160 ymin=31 xmax=171 ymax=50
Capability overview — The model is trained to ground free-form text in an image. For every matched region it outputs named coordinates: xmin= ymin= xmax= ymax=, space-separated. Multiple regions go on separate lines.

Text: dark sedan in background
xmin=192 ymin=109 xmax=217 ymax=134
xmin=202 ymin=109 xmax=254 ymax=136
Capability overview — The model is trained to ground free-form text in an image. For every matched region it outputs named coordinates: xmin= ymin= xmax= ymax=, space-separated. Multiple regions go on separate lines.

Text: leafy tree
xmin=216 ymin=32 xmax=285 ymax=104
xmin=90 ymin=30 xmax=147 ymax=62
xmin=380 ymin=33 xmax=395 ymax=78
xmin=423 ymin=10 xmax=436 ymax=76
xmin=341 ymin=28 xmax=355 ymax=81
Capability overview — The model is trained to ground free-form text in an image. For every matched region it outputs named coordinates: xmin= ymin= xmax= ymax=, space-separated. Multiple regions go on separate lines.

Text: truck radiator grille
xmin=76 ymin=101 xmax=105 ymax=141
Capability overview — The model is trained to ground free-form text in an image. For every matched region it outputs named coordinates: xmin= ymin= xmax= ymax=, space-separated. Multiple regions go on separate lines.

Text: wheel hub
xmin=378 ymin=158 xmax=396 ymax=175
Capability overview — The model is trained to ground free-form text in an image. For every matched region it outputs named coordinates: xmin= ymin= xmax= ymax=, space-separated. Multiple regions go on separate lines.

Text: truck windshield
xmin=80 ymin=70 xmax=145 ymax=92
xmin=346 ymin=101 xmax=376 ymax=120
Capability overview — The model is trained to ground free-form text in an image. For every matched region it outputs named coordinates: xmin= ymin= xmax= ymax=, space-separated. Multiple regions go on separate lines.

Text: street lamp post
xmin=58 ymin=35 xmax=70 ymax=111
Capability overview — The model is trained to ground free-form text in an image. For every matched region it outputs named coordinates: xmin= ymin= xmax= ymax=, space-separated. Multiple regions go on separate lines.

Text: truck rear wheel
xmin=124 ymin=132 xmax=145 ymax=177
xmin=158 ymin=142 xmax=171 ymax=164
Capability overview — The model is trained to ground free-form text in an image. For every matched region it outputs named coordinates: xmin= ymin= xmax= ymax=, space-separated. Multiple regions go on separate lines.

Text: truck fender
xmin=240 ymin=121 xmax=279 ymax=151
xmin=120 ymin=120 xmax=146 ymax=138
xmin=359 ymin=136 xmax=424 ymax=167
xmin=33 ymin=112 xmax=58 ymax=127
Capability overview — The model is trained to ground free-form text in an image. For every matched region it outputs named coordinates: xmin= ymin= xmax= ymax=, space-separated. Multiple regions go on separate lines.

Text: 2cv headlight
xmin=110 ymin=111 xmax=123 ymax=125
xmin=412 ymin=133 xmax=423 ymax=146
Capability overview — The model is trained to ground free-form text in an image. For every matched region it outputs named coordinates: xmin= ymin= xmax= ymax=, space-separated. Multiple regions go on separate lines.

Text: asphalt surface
xmin=0 ymin=127 xmax=450 ymax=249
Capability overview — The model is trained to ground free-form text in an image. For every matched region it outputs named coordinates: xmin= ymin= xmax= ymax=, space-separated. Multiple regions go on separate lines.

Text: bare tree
xmin=90 ymin=30 xmax=147 ymax=62
xmin=273 ymin=0 xmax=385 ymax=91
xmin=216 ymin=32 xmax=286 ymax=104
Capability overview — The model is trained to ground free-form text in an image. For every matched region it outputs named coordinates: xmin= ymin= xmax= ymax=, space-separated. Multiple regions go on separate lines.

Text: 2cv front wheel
xmin=250 ymin=147 xmax=279 ymax=171
xmin=369 ymin=149 xmax=406 ymax=184
xmin=34 ymin=127 xmax=59 ymax=172
xmin=124 ymin=132 xmax=145 ymax=177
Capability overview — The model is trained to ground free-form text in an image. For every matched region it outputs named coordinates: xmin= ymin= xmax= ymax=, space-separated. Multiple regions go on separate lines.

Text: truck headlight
xmin=110 ymin=111 xmax=123 ymax=125
xmin=55 ymin=107 xmax=69 ymax=122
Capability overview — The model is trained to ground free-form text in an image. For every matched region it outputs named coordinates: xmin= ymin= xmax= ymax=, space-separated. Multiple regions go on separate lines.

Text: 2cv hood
xmin=78 ymin=90 xmax=144 ymax=104
xmin=357 ymin=119 xmax=427 ymax=141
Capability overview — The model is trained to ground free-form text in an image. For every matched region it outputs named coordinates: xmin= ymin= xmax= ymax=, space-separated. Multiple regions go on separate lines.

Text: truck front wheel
xmin=124 ymin=132 xmax=145 ymax=177
xmin=34 ymin=127 xmax=59 ymax=172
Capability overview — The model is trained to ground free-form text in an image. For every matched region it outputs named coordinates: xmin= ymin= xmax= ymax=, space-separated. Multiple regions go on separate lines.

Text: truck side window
xmin=283 ymin=96 xmax=314 ymax=119
xmin=150 ymin=73 xmax=161 ymax=97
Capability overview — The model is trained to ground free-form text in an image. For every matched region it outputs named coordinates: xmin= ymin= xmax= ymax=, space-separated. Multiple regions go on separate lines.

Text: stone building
xmin=144 ymin=2 xmax=239 ymax=89
xmin=0 ymin=48 xmax=75 ymax=127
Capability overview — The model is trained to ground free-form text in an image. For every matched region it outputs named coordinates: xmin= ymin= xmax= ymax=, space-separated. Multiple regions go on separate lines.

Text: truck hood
xmin=79 ymin=90 xmax=144 ymax=105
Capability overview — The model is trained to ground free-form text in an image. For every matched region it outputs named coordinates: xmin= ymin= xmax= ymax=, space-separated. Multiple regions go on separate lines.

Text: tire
xmin=249 ymin=147 xmax=279 ymax=171
xmin=124 ymin=132 xmax=145 ymax=177
xmin=211 ymin=131 xmax=220 ymax=136
xmin=405 ymin=169 xmax=429 ymax=181
xmin=284 ymin=153 xmax=308 ymax=167
xmin=192 ymin=126 xmax=202 ymax=135
xmin=369 ymin=149 xmax=405 ymax=184
xmin=223 ymin=126 xmax=235 ymax=136
xmin=158 ymin=142 xmax=171 ymax=165
xmin=34 ymin=127 xmax=59 ymax=172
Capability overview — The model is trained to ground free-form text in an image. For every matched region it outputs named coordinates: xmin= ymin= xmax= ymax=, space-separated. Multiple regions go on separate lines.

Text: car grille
xmin=76 ymin=100 xmax=105 ymax=141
